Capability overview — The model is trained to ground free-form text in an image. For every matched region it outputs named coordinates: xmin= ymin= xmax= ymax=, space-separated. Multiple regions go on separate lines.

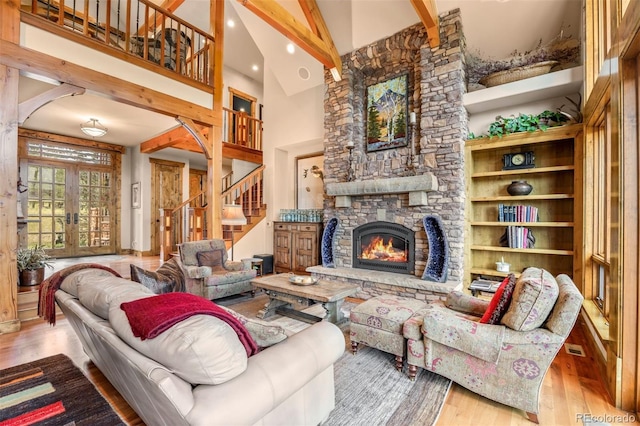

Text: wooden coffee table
xmin=251 ymin=274 xmax=359 ymax=324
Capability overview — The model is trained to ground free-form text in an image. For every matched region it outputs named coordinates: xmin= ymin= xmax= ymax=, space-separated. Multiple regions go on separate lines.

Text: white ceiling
xmin=19 ymin=0 xmax=581 ymax=165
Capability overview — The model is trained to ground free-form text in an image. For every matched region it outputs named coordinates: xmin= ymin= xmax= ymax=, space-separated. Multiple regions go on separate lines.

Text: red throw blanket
xmin=38 ymin=264 xmax=122 ymax=325
xmin=120 ymin=293 xmax=259 ymax=357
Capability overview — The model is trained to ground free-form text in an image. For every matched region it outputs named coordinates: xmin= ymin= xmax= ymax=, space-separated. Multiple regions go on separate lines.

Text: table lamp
xmin=221 ymin=204 xmax=247 ymax=260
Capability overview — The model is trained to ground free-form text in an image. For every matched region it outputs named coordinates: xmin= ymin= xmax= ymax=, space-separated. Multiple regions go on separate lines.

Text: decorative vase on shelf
xmin=507 ymin=180 xmax=533 ymax=196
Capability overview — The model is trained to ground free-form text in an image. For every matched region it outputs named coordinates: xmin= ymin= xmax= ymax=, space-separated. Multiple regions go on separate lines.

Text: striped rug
xmin=0 ymin=354 xmax=123 ymax=426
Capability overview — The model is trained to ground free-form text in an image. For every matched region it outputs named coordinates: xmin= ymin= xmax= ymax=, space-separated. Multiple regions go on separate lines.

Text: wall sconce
xmin=80 ymin=118 xmax=108 ymax=138
xmin=346 ymin=143 xmax=355 ymax=182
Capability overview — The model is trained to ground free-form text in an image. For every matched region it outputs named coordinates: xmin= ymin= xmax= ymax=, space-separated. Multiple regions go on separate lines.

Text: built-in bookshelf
xmin=464 ymin=124 xmax=583 ymax=287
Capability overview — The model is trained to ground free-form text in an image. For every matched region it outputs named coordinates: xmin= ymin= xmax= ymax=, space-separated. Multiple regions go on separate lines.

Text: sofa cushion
xmin=109 ymin=299 xmax=248 ymax=385
xmin=204 ymin=269 xmax=256 ymax=287
xmin=480 ymin=274 xmax=516 ymax=324
xmin=501 ymin=268 xmax=559 ymax=331
xmin=60 ymin=268 xmax=117 ymax=297
xmin=218 ymin=305 xmax=288 ymax=348
xmin=196 ymin=250 xmax=226 ymax=273
xmin=77 ymin=276 xmax=154 ymax=319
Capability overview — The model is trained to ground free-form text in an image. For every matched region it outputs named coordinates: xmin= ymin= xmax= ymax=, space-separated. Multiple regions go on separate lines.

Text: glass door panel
xmin=26 ymin=164 xmax=69 ymax=255
xmin=78 ymin=169 xmax=112 ymax=250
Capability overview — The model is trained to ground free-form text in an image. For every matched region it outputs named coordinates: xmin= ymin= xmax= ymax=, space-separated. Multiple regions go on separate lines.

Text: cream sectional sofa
xmin=55 ymin=268 xmax=345 ymax=426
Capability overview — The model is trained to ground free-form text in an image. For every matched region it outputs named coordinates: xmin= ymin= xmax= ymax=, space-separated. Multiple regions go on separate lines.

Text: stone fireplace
xmin=309 ymin=9 xmax=467 ymax=301
xmin=352 ymin=221 xmax=415 ymax=275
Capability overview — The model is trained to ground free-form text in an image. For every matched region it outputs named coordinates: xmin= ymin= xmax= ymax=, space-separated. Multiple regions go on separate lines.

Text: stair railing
xmin=159 ymin=165 xmax=266 ymax=260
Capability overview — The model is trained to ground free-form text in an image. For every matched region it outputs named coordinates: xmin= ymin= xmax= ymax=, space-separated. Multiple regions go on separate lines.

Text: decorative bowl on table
xmin=288 ymin=275 xmax=319 ymax=286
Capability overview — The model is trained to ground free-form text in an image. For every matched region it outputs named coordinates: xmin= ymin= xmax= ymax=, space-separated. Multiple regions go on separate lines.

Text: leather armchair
xmin=403 ymin=271 xmax=583 ymax=423
xmin=178 ymin=239 xmax=256 ymax=300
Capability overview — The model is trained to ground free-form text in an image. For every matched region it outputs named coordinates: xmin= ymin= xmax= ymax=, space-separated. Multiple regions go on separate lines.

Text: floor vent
xmin=565 ymin=343 xmax=586 ymax=357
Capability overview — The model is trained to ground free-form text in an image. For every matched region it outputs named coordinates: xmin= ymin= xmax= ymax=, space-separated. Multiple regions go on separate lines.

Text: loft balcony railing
xmin=223 ymin=107 xmax=263 ymax=151
xmin=22 ymin=0 xmax=214 ymax=88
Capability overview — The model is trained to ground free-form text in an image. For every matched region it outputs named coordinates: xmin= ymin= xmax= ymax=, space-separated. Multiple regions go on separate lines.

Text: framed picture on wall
xmin=296 ymin=154 xmax=324 ymax=209
xmin=366 ymin=74 xmax=409 ymax=152
xmin=131 ymin=182 xmax=141 ymax=209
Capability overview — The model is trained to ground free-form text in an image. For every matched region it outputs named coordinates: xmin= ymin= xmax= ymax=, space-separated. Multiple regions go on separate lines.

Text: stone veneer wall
xmin=323 ymin=9 xmax=467 ymax=286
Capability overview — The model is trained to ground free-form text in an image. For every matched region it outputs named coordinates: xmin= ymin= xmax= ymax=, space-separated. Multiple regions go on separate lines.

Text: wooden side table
xmin=242 ymin=258 xmax=263 ymax=276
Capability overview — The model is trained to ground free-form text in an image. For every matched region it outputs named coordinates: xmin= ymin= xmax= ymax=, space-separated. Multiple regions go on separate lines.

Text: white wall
xmin=233 ymin=65 xmax=325 ymax=261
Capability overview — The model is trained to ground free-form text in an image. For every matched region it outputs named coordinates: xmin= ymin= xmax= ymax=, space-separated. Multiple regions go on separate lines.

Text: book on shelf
xmin=497 ymin=204 xmax=539 ymax=223
xmin=470 ymin=278 xmax=501 ymax=292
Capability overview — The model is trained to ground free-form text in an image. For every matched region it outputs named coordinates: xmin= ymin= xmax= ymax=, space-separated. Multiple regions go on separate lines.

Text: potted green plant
xmin=17 ymin=245 xmax=53 ymax=286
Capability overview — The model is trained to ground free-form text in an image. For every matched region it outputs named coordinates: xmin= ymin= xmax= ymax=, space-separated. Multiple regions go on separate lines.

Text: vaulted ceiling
xmin=18 ymin=0 xmax=581 ymax=164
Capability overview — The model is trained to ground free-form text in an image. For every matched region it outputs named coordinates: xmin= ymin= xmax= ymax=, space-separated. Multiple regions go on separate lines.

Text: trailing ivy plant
xmin=470 ymin=110 xmax=569 ymax=139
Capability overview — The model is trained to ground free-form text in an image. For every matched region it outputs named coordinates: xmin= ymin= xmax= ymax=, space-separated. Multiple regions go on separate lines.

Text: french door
xmin=24 ymin=159 xmax=116 ymax=257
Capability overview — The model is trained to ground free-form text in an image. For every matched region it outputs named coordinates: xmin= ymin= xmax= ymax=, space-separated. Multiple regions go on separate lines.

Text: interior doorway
xmin=150 ymin=158 xmax=184 ymax=256
xmin=229 ymin=87 xmax=257 ymax=147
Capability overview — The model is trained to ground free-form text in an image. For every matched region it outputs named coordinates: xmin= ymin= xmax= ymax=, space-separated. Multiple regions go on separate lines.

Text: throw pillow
xmin=130 ymin=264 xmax=174 ymax=294
xmin=479 ymin=274 xmax=516 ymax=324
xmin=155 ymin=258 xmax=185 ymax=292
xmin=196 ymin=250 xmax=226 ymax=273
xmin=501 ymin=267 xmax=559 ymax=331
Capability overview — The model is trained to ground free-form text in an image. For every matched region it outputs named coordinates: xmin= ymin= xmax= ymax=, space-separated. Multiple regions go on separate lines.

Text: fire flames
xmin=360 ymin=236 xmax=407 ymax=262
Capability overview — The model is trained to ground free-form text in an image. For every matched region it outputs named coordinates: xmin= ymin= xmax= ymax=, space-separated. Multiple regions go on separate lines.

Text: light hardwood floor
xmin=1 ymin=255 xmax=634 ymax=425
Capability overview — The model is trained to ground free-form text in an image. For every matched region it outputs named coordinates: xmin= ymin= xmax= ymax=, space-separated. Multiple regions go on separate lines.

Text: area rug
xmin=0 ymin=354 xmax=123 ymax=425
xmin=326 ymin=346 xmax=452 ymax=426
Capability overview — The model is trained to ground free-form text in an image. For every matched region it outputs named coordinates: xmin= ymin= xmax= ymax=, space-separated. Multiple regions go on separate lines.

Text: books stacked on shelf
xmin=506 ymin=226 xmax=531 ymax=249
xmin=498 ymin=204 xmax=539 ymax=222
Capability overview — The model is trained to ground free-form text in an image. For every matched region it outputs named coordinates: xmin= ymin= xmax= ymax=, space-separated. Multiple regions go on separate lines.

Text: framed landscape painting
xmin=366 ymin=74 xmax=408 ymax=152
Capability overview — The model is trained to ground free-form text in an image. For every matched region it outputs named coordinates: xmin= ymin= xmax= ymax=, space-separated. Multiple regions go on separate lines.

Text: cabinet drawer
xmin=298 ymin=224 xmax=317 ymax=232
xmin=275 ymin=223 xmax=292 ymax=231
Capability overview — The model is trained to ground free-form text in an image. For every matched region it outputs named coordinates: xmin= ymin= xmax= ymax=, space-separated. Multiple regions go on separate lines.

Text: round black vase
xmin=507 ymin=180 xmax=533 ymax=196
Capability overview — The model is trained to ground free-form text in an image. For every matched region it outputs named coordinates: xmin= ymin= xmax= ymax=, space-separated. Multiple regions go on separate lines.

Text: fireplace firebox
xmin=352 ymin=222 xmax=415 ymax=274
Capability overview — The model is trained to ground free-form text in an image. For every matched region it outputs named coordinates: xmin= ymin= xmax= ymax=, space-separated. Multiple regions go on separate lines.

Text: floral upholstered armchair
xmin=403 ymin=268 xmax=583 ymax=423
xmin=178 ymin=239 xmax=256 ymax=300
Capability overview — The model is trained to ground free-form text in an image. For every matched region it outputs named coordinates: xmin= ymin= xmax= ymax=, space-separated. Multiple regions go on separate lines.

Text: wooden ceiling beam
xmin=140 ymin=123 xmax=210 ymax=154
xmin=409 ymin=0 xmax=440 ymax=48
xmin=177 ymin=116 xmax=211 ymax=159
xmin=297 ymin=0 xmax=342 ymax=80
xmin=18 ymin=83 xmax=85 ymax=125
xmin=237 ymin=0 xmax=342 ymax=80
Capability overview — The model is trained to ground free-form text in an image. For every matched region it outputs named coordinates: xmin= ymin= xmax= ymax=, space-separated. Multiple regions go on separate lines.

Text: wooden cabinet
xmin=273 ymin=222 xmax=322 ymax=274
xmin=464 ymin=124 xmax=583 ymax=287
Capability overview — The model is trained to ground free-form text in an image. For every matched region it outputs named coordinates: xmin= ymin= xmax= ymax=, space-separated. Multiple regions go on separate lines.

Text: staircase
xmin=160 ymin=165 xmax=266 ymax=260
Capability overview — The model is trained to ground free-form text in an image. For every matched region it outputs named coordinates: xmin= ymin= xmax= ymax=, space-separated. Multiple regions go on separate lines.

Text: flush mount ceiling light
xmin=252 ymin=64 xmax=259 ymax=71
xmin=80 ymin=118 xmax=107 ymax=137
xmin=227 ymin=19 xmax=235 ymax=28
xmin=286 ymin=43 xmax=295 ymax=54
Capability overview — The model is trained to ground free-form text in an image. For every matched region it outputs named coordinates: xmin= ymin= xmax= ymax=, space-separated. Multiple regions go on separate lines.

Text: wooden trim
xmin=18 ymin=83 xmax=85 ymax=124
xmin=222 ymin=142 xmax=263 ymax=164
xmin=18 ymin=128 xmax=126 ymax=153
xmin=148 ymin=157 xmax=185 ymax=168
xmin=176 ymin=116 xmax=211 ymax=159
xmin=228 ymin=86 xmax=257 ymax=116
xmin=0 ymin=0 xmax=22 ymax=334
xmin=0 ymin=39 xmax=215 ymax=125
